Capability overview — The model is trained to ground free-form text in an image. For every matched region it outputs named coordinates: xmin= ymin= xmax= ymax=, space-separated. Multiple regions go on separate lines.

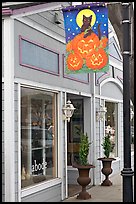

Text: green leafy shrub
xmin=79 ymin=132 xmax=91 ymax=165
xmin=102 ymin=134 xmax=112 ymax=158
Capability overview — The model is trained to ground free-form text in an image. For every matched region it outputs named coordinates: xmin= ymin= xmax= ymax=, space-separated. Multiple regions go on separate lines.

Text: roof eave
xmin=2 ymin=2 xmax=63 ymax=18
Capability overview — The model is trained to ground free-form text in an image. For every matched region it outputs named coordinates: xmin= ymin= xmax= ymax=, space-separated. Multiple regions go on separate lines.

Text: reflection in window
xmin=105 ymin=102 xmax=118 ymax=157
xmin=67 ymin=99 xmax=84 ymax=166
xmin=21 ymin=87 xmax=57 ymax=188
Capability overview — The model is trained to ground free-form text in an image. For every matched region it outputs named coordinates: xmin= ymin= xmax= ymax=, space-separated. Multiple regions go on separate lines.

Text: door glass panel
xmin=67 ymin=99 xmax=84 ymax=166
xmin=105 ymin=102 xmax=118 ymax=157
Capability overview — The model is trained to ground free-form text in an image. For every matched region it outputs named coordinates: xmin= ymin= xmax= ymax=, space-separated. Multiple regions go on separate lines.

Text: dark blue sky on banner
xmin=63 ymin=5 xmax=108 ymax=43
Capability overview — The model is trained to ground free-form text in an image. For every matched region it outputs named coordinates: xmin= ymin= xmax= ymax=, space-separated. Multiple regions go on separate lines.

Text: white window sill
xmin=21 ymin=178 xmax=61 ymax=198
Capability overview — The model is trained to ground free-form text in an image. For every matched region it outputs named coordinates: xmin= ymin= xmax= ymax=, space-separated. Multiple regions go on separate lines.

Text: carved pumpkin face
xmin=67 ymin=52 xmax=83 ymax=71
xmin=86 ymin=48 xmax=108 ymax=70
xmin=66 ymin=33 xmax=84 ymax=53
xmin=74 ymin=33 xmax=100 ymax=58
xmin=76 ymin=39 xmax=92 ymax=58
xmin=85 ymin=33 xmax=100 ymax=48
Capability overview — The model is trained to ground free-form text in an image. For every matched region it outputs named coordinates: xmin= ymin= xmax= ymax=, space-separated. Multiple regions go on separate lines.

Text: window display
xmin=105 ymin=102 xmax=118 ymax=157
xmin=21 ymin=87 xmax=57 ymax=188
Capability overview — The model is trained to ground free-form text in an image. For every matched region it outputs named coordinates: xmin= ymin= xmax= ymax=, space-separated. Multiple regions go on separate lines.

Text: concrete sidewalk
xmin=63 ymin=173 xmax=134 ymax=202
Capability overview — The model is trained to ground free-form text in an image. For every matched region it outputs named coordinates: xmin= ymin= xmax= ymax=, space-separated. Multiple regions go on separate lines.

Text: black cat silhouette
xmin=81 ymin=15 xmax=101 ymax=39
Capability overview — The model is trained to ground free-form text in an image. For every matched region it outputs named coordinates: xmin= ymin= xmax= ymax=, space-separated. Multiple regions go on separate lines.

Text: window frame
xmin=20 ymin=85 xmax=59 ymax=193
xmin=19 ymin=35 xmax=60 ymax=76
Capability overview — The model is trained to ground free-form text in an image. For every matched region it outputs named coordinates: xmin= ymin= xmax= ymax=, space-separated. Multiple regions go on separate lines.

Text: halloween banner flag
xmin=62 ymin=2 xmax=109 ymax=74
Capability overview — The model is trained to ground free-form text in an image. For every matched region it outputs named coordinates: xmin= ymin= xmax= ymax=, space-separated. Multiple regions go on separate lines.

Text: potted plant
xmin=97 ymin=133 xmax=116 ymax=186
xmin=73 ymin=132 xmax=95 ymax=200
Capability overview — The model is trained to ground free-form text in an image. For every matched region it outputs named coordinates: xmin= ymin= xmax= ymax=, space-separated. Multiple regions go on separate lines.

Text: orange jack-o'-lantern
xmin=85 ymin=33 xmax=100 ymax=48
xmin=73 ymin=33 xmax=100 ymax=58
xmin=72 ymin=32 xmax=85 ymax=51
xmin=67 ymin=52 xmax=83 ymax=71
xmin=86 ymin=48 xmax=108 ymax=70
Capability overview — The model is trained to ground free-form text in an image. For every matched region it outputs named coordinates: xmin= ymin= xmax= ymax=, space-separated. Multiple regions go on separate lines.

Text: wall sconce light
xmin=96 ymin=105 xmax=107 ymax=121
xmin=130 ymin=108 xmax=134 ymax=120
xmin=62 ymin=100 xmax=76 ymax=122
xmin=54 ymin=12 xmax=61 ymax=24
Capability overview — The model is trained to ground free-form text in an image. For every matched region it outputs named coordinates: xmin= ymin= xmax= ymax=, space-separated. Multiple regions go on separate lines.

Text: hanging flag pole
xmin=121 ymin=2 xmax=134 ymax=202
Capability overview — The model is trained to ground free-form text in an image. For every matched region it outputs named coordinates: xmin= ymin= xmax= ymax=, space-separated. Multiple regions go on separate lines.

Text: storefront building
xmin=2 ymin=2 xmax=134 ymax=202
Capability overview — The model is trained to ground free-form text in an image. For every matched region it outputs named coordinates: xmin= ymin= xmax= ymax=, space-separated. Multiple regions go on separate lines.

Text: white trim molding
xmin=4 ymin=18 xmax=15 ymax=202
xmin=108 ymin=19 xmax=121 ymax=49
xmin=11 ymin=2 xmax=63 ymax=19
xmin=100 ymin=77 xmax=123 ymax=96
xmin=14 ymin=77 xmax=91 ymax=97
xmin=18 ymin=83 xmax=21 ymax=202
xmin=21 ymin=178 xmax=62 ymax=198
xmin=15 ymin=17 xmax=66 ymax=44
xmin=57 ymin=91 xmax=65 ymax=200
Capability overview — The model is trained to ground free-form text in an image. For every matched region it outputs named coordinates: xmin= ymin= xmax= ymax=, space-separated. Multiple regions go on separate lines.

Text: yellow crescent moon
xmin=76 ymin=9 xmax=96 ymax=28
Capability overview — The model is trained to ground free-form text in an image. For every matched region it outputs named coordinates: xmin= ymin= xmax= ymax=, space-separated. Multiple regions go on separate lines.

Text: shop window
xmin=21 ymin=87 xmax=57 ymax=188
xmin=67 ymin=99 xmax=84 ymax=166
xmin=105 ymin=102 xmax=118 ymax=157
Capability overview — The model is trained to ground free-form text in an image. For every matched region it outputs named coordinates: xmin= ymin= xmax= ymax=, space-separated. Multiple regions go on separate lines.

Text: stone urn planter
xmin=97 ymin=157 xmax=116 ymax=186
xmin=72 ymin=132 xmax=95 ymax=200
xmin=73 ymin=163 xmax=95 ymax=199
xmin=98 ymin=133 xmax=116 ymax=186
